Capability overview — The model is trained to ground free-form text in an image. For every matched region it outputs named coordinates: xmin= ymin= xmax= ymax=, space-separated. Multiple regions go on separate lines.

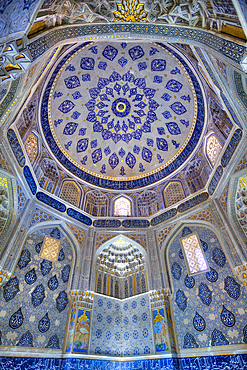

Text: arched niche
xmin=112 ymin=195 xmax=132 ymax=217
xmin=163 ymin=221 xmax=247 ymax=351
xmin=59 ymin=180 xmax=82 ymax=208
xmin=204 ymin=131 xmax=223 ymax=167
xmin=164 ymin=181 xmax=185 ymax=208
xmin=137 ymin=190 xmax=159 ymax=217
xmin=91 ymin=234 xmax=149 ymax=299
xmin=0 ymin=221 xmax=81 ymax=351
xmin=84 ymin=190 xmax=108 ymax=217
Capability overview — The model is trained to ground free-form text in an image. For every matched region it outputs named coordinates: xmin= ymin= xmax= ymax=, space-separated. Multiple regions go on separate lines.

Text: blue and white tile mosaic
xmin=89 ymin=293 xmax=154 ymax=356
xmin=40 ymin=42 xmax=205 ymax=189
xmin=0 ymin=354 xmax=246 ymax=369
xmin=0 ymin=227 xmax=72 ymax=349
xmin=168 ymin=226 xmax=247 ymax=349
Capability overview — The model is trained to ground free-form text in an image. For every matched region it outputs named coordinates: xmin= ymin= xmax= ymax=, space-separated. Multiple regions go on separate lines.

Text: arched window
xmin=114 ymin=196 xmax=131 ymax=217
xmin=206 ymin=134 xmax=222 ymax=166
xmin=180 ymin=232 xmax=208 ymax=275
xmin=164 ymin=181 xmax=185 ymax=207
xmin=24 ymin=132 xmax=38 ymax=165
xmin=60 ymin=181 xmax=81 ymax=207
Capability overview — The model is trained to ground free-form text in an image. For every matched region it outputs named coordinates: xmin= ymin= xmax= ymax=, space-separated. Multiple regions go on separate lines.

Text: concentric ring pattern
xmin=41 ymin=42 xmax=205 ymax=189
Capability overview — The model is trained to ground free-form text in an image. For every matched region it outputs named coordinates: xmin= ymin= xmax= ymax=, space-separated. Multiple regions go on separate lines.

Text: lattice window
xmin=181 ymin=233 xmax=208 ymax=275
xmin=206 ymin=134 xmax=222 ymax=166
xmin=114 ymin=196 xmax=131 ymax=217
xmin=164 ymin=182 xmax=185 ymax=207
xmin=24 ymin=132 xmax=38 ymax=165
xmin=40 ymin=236 xmax=61 ymax=262
xmin=60 ymin=181 xmax=80 ymax=207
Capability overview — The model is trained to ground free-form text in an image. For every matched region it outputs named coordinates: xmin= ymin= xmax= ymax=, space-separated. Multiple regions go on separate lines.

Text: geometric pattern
xmin=40 ymin=236 xmax=61 ymax=262
xmin=181 ymin=234 xmax=208 ymax=275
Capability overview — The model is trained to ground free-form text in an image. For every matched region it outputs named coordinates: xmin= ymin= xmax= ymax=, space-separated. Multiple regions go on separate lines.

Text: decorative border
xmin=7 ymin=128 xmax=26 ymax=167
xmin=23 ymin=165 xmax=37 ymax=195
xmin=28 ymin=24 xmax=246 ymax=64
xmin=36 ymin=191 xmax=66 ymax=212
xmin=177 ymin=192 xmax=209 ymax=213
xmin=93 ymin=220 xmax=121 ymax=228
xmin=221 ymin=129 xmax=242 ymax=168
xmin=234 ymin=71 xmax=247 ymax=110
xmin=208 ymin=166 xmax=223 ymax=195
xmin=67 ymin=208 xmax=92 ymax=226
xmin=151 ymin=208 xmax=177 ymax=226
xmin=40 ymin=42 xmax=205 ymax=190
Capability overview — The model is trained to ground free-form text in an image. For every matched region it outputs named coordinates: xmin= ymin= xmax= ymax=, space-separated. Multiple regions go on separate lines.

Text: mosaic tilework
xmin=23 ymin=165 xmax=37 ymax=195
xmin=219 ymin=182 xmax=229 ymax=214
xmin=7 ymin=129 xmax=25 ymax=168
xmin=29 ymin=207 xmax=58 ymax=227
xmin=0 ymin=148 xmax=13 ymax=174
xmin=28 ymin=24 xmax=246 ymax=64
xmin=0 ymin=354 xmax=247 ymax=369
xmin=16 ymin=179 xmax=27 ymax=218
xmin=221 ymin=129 xmax=243 ymax=168
xmin=40 ymin=41 xmax=205 ymax=190
xmin=40 ymin=236 xmax=61 ymax=262
xmin=95 ymin=233 xmax=147 ymax=250
xmin=0 ymin=227 xmax=72 ymax=349
xmin=157 ymin=224 xmax=177 ymax=249
xmin=234 ymin=71 xmax=247 ymax=111
xmin=169 ymin=226 xmax=247 ymax=349
xmin=89 ymin=293 xmax=155 ymax=356
xmin=42 ymin=42 xmax=200 ymax=184
xmin=187 ymin=207 xmax=216 ymax=226
xmin=66 ymin=223 xmax=85 ymax=247
xmin=234 ymin=150 xmax=247 ymax=173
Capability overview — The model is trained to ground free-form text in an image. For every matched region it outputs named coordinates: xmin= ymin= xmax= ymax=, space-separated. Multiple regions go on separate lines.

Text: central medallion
xmin=112 ymin=98 xmax=131 ymax=117
xmin=41 ymin=41 xmax=205 ymax=189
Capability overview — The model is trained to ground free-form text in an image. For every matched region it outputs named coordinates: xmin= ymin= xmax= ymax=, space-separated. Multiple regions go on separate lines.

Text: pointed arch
xmin=113 ymin=195 xmax=132 ymax=217
xmin=206 ymin=133 xmax=222 ymax=167
xmin=164 ymin=181 xmax=185 ymax=207
xmin=91 ymin=234 xmax=149 ymax=299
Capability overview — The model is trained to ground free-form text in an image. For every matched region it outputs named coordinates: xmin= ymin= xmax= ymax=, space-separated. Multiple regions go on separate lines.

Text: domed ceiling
xmin=40 ymin=41 xmax=206 ymax=190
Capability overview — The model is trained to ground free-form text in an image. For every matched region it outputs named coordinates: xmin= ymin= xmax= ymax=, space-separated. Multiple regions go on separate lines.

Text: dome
xmin=40 ymin=41 xmax=206 ymax=190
